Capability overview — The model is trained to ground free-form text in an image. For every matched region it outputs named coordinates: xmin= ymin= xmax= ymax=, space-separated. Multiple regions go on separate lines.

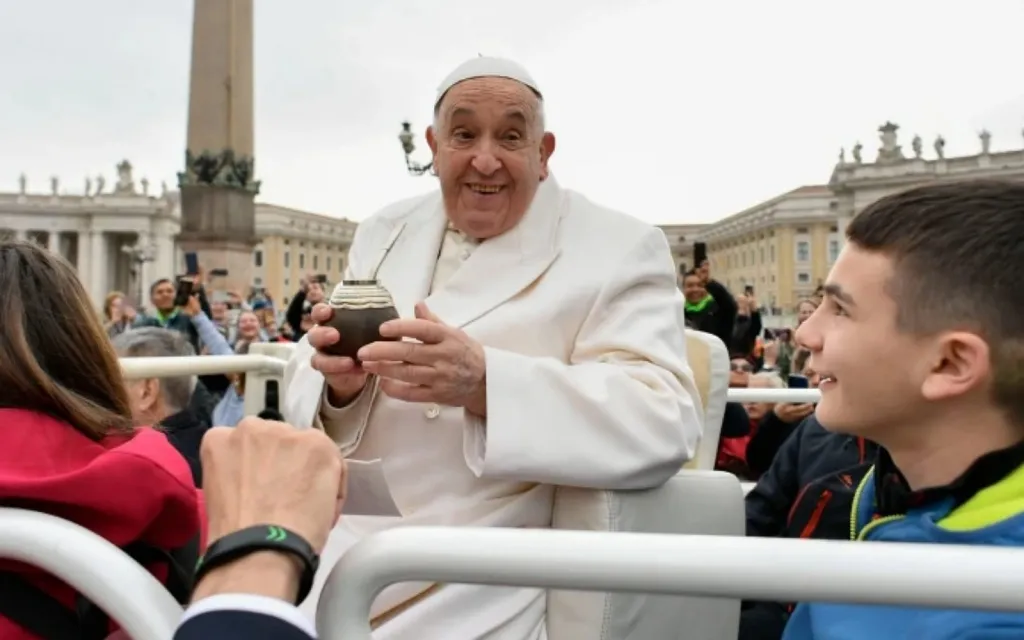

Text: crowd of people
xmin=0 ymin=54 xmax=1023 ymax=640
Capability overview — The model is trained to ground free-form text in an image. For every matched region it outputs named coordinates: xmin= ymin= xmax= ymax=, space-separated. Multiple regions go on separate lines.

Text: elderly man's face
xmin=427 ymin=77 xmax=556 ymax=239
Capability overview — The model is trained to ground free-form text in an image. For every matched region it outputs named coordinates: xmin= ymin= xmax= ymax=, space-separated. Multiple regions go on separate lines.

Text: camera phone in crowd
xmin=173 ymin=277 xmax=194 ymax=307
xmin=184 ymin=252 xmax=199 ymax=276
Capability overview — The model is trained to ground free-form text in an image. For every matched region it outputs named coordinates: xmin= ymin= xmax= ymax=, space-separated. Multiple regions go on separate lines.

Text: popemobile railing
xmin=116 ymin=354 xmax=821 ymax=403
xmin=316 ymin=527 xmax=1024 ymax=640
xmin=119 ymin=354 xmax=286 ymax=379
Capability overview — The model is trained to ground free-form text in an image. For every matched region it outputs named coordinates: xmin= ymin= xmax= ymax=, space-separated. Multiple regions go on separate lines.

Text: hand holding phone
xmin=787 ymin=374 xmax=809 ymax=389
xmin=173 ymin=277 xmax=194 ymax=308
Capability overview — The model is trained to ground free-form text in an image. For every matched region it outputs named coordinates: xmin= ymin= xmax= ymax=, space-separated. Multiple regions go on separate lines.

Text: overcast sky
xmin=2 ymin=0 xmax=1022 ymax=224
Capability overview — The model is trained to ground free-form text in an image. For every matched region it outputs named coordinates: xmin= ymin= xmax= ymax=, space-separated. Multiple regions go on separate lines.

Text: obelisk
xmin=177 ymin=0 xmax=259 ymax=293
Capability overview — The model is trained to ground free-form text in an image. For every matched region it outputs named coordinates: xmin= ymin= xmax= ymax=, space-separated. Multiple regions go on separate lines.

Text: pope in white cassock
xmin=283 ymin=56 xmax=703 ymax=639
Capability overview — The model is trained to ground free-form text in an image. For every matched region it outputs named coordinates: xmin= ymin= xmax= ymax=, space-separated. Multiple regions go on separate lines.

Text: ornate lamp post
xmin=121 ymin=241 xmax=156 ymax=306
xmin=398 ymin=121 xmax=433 ymax=176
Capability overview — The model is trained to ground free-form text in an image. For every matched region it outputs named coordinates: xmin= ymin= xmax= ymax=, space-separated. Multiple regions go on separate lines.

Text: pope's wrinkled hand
xmin=359 ymin=302 xmax=488 ymax=417
xmin=307 ymin=303 xmax=370 ymax=405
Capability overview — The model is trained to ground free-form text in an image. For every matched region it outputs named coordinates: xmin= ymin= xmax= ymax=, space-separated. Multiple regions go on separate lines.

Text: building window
xmin=253 ymin=276 xmax=263 ymax=286
xmin=326 ymin=256 xmax=332 ymax=272
xmin=828 ymin=238 xmax=840 ymax=263
xmin=797 ymin=271 xmax=811 ymax=285
xmin=313 ymin=255 xmax=319 ymax=270
xmin=254 ymin=250 xmax=263 ymax=267
xmin=796 ymin=240 xmax=810 ymax=263
xmin=759 ymin=247 xmax=764 ymax=264
xmin=284 ymin=252 xmax=290 ymax=268
xmin=299 ymin=254 xmax=305 ymax=269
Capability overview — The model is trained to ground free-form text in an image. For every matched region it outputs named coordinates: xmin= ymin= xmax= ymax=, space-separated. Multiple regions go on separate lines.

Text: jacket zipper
xmin=799 ymin=490 xmax=832 ymax=538
xmin=849 ymin=467 xmax=905 ymax=540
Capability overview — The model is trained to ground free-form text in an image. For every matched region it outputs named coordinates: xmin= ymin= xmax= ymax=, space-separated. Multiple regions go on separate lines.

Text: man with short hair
xmin=681 ymin=266 xmax=736 ymax=348
xmin=285 ymin=56 xmax=702 ymax=638
xmin=113 ymin=327 xmax=214 ymax=486
xmin=134 ymin=276 xmax=213 ymax=352
xmin=783 ymin=180 xmax=1024 ymax=639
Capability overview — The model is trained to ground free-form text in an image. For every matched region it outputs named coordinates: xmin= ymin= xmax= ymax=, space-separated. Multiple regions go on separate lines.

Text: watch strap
xmin=194 ymin=525 xmax=319 ymax=605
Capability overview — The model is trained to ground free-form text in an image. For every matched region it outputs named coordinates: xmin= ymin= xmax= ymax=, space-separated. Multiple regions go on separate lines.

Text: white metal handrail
xmin=318 ymin=527 xmax=1024 ymax=639
xmin=0 ymin=508 xmax=182 ymax=640
xmin=727 ymin=388 xmax=820 ymax=403
xmin=116 ymin=354 xmax=819 ymax=404
xmin=119 ymin=354 xmax=286 ymax=379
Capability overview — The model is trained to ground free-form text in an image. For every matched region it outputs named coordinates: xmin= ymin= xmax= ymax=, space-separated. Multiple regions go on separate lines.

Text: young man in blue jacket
xmin=782 ymin=179 xmax=1024 ymax=640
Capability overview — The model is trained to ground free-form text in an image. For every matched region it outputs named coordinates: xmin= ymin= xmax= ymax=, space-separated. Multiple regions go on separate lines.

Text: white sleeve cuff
xmin=182 ymin=593 xmax=317 ymax=638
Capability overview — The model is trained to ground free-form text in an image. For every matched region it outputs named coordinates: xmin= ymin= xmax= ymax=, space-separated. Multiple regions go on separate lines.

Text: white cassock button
xmin=460 ymin=248 xmax=471 ymax=260
xmin=425 ymin=404 xmax=441 ymax=419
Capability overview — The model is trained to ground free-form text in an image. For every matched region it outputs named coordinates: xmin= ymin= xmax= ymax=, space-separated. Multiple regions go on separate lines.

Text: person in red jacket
xmin=0 ymin=240 xmax=203 ymax=639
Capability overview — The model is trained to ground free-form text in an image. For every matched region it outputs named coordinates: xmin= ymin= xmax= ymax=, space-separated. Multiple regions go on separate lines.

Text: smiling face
xmin=427 ymin=77 xmax=556 ymax=240
xmin=150 ymin=279 xmax=176 ymax=313
xmin=796 ymin=244 xmax=944 ymax=440
xmin=237 ymin=311 xmax=261 ymax=340
xmin=682 ymin=273 xmax=706 ymax=304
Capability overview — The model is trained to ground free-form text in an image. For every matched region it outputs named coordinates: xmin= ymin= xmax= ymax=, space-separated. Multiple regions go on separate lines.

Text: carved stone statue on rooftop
xmin=18 ymin=174 xmax=26 ymax=195
xmin=876 ymin=121 xmax=904 ymax=163
xmin=141 ymin=177 xmax=150 ymax=196
xmin=838 ymin=147 xmax=846 ymax=164
xmin=160 ymin=180 xmax=168 ymax=197
xmin=115 ymin=160 xmax=135 ymax=194
xmin=912 ymin=135 xmax=923 ymax=159
xmin=934 ymin=135 xmax=946 ymax=160
xmin=50 ymin=176 xmax=59 ymax=196
xmin=95 ymin=175 xmax=105 ymax=195
xmin=852 ymin=142 xmax=863 ymax=164
xmin=85 ymin=177 xmax=92 ymax=196
xmin=979 ymin=129 xmax=992 ymax=155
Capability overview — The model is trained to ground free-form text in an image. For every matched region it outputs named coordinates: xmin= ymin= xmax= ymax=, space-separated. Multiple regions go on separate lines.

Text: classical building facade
xmin=0 ymin=162 xmax=357 ymax=310
xmin=657 ymin=223 xmax=707 ymax=276
xmin=694 ymin=124 xmax=1024 ymax=314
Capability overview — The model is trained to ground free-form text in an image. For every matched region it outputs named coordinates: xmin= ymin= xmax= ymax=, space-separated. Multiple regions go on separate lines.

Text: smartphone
xmin=184 ymin=252 xmax=199 ymax=275
xmin=693 ymin=242 xmax=708 ymax=267
xmin=173 ymin=277 xmax=194 ymax=307
xmin=315 ymin=274 xmax=328 ymax=284
xmin=788 ymin=374 xmax=809 ymax=389
xmin=744 ymin=285 xmax=754 ymax=296
xmin=209 ymin=267 xmax=229 ymax=277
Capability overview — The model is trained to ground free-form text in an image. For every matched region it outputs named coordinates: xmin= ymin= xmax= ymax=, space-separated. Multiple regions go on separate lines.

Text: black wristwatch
xmin=193 ymin=525 xmax=320 ymax=605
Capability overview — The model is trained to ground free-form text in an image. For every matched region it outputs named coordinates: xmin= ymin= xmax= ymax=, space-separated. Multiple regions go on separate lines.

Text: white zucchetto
xmin=434 ymin=56 xmax=542 ymax=108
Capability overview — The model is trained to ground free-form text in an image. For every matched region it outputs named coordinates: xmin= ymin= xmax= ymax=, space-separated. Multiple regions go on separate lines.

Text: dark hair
xmin=682 ymin=269 xmax=700 ymax=279
xmin=0 ymin=241 xmax=135 ymax=439
xmin=150 ymin=278 xmax=172 ymax=295
xmin=846 ymin=179 xmax=1024 ymax=424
